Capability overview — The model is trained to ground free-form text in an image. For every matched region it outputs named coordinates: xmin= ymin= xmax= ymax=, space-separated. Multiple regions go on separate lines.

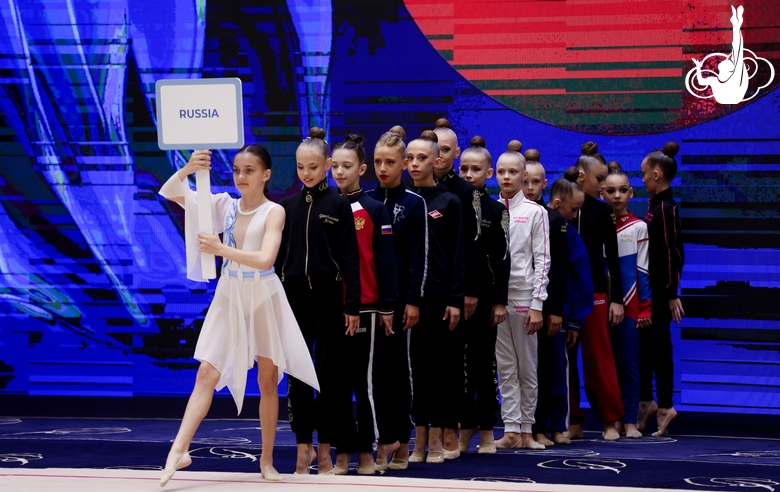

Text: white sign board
xmin=156 ymin=78 xmax=245 ymax=280
xmin=155 ymin=78 xmax=244 ymax=150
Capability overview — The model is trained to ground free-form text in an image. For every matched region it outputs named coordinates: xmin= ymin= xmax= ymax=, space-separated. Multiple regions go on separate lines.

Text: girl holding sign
xmin=158 ymin=147 xmax=319 ymax=485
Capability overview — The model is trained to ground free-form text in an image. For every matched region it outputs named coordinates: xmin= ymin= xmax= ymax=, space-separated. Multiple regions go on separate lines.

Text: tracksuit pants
xmin=283 ymin=277 xmax=342 ymax=444
xmin=533 ymin=318 xmax=570 ymax=435
xmin=639 ymin=294 xmax=674 ymax=409
xmin=567 ymin=293 xmax=624 ymax=425
xmin=460 ymin=300 xmax=499 ymax=431
xmin=334 ymin=312 xmax=379 ymax=454
xmin=611 ymin=316 xmax=640 ymax=424
xmin=410 ymin=295 xmax=461 ymax=431
xmin=496 ymin=297 xmax=538 ymax=434
xmin=373 ymin=301 xmax=414 ymax=445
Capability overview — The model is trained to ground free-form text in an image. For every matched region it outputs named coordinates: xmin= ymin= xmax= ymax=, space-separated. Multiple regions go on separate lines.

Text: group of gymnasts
xmin=157 ymin=118 xmax=685 ymax=485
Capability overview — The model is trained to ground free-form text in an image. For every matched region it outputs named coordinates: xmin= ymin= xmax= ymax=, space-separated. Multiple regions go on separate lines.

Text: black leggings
xmin=639 ymin=295 xmax=674 ymax=409
xmin=460 ymin=300 xmax=499 ymax=431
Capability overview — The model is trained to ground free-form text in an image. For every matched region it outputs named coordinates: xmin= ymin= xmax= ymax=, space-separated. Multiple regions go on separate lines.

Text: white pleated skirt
xmin=194 ymin=269 xmax=319 ymax=414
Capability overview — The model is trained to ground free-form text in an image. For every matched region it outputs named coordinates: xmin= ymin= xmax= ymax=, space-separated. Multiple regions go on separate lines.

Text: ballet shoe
xmin=652 ymin=407 xmax=677 ymax=437
xmin=160 ymin=452 xmax=190 ymax=487
xmin=458 ymin=427 xmax=478 ymax=452
xmin=375 ymin=459 xmax=388 ymax=472
xmin=625 ymin=427 xmax=642 ymax=439
xmin=425 ymin=450 xmax=444 ymax=464
xmin=553 ymin=434 xmax=571 ymax=445
xmin=495 ymin=434 xmax=521 ymax=449
xmin=477 ymin=441 xmax=496 ymax=454
xmin=408 ymin=449 xmax=426 ymax=463
xmin=318 ymin=468 xmax=335 ymax=475
xmin=357 ymin=464 xmax=376 ymax=475
xmin=260 ymin=467 xmax=283 ymax=482
xmin=637 ymin=400 xmax=658 ymax=432
xmin=536 ymin=435 xmax=554 ymax=447
xmin=387 ymin=457 xmax=409 ymax=470
xmin=520 ymin=439 xmax=546 ymax=450
xmin=442 ymin=449 xmax=460 ymax=460
xmin=332 ymin=464 xmax=349 ymax=475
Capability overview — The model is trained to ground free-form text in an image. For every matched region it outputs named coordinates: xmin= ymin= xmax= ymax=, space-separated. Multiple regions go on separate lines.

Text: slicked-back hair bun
xmin=376 ymin=126 xmax=407 ymax=159
xmin=462 ymin=135 xmax=492 ymax=167
xmin=507 ymin=140 xmax=522 ymax=152
xmin=523 ymin=149 xmax=540 ymax=161
xmin=581 ymin=141 xmax=598 ymax=155
xmin=299 ymin=126 xmax=329 ymax=159
xmin=563 ymin=165 xmax=580 ymax=182
xmin=420 ymin=129 xmax=438 ymax=142
xmin=663 ymin=141 xmax=680 ymax=158
xmin=435 ymin=117 xmax=451 ymax=129
xmin=309 ymin=126 xmax=326 ymax=139
xmin=389 ymin=125 xmax=406 ymax=140
xmin=646 ymin=140 xmax=680 ymax=180
xmin=551 ymin=174 xmax=584 ymax=202
xmin=607 ymin=160 xmax=622 ymax=173
xmin=333 ymin=133 xmax=366 ymax=164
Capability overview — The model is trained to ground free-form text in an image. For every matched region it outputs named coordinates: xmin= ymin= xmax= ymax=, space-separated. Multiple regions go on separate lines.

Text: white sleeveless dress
xmin=159 ymin=173 xmax=319 ymax=414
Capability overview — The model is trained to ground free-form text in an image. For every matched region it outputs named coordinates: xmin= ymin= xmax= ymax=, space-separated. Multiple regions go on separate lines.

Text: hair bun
xmin=470 ymin=135 xmax=486 ymax=148
xmin=581 ymin=141 xmax=598 ymax=155
xmin=345 ymin=133 xmax=364 ymax=146
xmin=308 ymin=126 xmax=326 ymax=139
xmin=523 ymin=149 xmax=540 ymax=161
xmin=420 ymin=129 xmax=438 ymax=142
xmin=662 ymin=141 xmax=680 ymax=158
xmin=435 ymin=117 xmax=451 ymax=129
xmin=507 ymin=139 xmax=522 ymax=152
xmin=388 ymin=125 xmax=406 ymax=140
xmin=563 ymin=165 xmax=580 ymax=182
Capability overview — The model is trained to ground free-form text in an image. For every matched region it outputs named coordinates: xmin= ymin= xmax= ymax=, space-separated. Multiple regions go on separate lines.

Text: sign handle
xmin=196 ymin=169 xmax=217 ymax=279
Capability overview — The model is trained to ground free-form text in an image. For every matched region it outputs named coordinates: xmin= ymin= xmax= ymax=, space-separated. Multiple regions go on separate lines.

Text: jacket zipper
xmin=280 ymin=244 xmax=290 ymax=282
xmin=305 ymin=194 xmax=313 ymax=289
xmin=328 ymin=249 xmax=342 ymax=282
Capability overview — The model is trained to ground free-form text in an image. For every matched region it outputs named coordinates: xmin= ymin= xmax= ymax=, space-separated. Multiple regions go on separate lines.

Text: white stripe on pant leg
xmin=367 ymin=313 xmax=379 ymax=444
xmin=406 ymin=328 xmax=414 ymax=424
xmin=496 ymin=313 xmax=521 ymax=434
xmin=564 ymin=335 xmax=571 ymax=430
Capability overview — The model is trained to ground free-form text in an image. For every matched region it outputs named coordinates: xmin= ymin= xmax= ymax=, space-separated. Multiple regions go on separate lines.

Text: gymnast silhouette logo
xmin=685 ymin=5 xmax=775 ymax=105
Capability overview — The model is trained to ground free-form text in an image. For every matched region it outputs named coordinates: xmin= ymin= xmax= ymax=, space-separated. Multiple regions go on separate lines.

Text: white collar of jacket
xmin=498 ymin=191 xmax=526 ymax=210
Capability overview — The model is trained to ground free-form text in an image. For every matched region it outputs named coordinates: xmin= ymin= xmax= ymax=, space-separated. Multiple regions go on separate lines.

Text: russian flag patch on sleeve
xmin=381 ymin=224 xmax=392 ymax=235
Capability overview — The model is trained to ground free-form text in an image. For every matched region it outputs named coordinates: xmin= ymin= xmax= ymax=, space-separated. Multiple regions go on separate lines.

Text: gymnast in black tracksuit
xmin=275 ymin=129 xmax=361 ymax=473
xmin=407 ymin=130 xmax=465 ymax=462
xmin=456 ymin=138 xmax=509 ymax=452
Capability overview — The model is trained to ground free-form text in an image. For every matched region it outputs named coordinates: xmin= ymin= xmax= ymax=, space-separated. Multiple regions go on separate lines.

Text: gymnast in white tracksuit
xmin=493 ymin=141 xmax=551 ymax=450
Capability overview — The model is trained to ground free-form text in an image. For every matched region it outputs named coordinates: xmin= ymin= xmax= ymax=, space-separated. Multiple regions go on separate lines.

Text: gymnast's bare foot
xmin=625 ymin=423 xmax=642 ymax=438
xmin=520 ymin=432 xmax=545 ymax=449
xmin=495 ymin=431 xmax=522 ymax=449
xmin=563 ymin=423 xmax=584 ymax=440
xmin=653 ymin=407 xmax=677 ymax=437
xmin=603 ymin=422 xmax=620 ymax=441
xmin=295 ymin=443 xmax=315 ymax=474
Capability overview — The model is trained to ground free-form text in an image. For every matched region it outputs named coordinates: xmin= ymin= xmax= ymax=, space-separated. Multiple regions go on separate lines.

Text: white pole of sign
xmin=196 ymin=168 xmax=217 ymax=279
xmin=155 ymin=78 xmax=244 ymax=281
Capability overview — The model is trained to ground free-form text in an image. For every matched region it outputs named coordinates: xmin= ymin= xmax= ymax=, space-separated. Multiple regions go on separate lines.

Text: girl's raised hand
xmin=181 ymin=150 xmax=212 ymax=177
xmin=197 ymin=231 xmax=223 ymax=256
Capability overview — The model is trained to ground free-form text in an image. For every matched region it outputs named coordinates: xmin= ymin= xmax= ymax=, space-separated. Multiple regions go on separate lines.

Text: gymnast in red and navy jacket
xmin=331 ymin=134 xmax=398 ymax=474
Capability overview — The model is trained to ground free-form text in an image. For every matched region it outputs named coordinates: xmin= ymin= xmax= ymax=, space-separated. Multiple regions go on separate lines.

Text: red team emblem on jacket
xmin=429 ymin=210 xmax=443 ymax=219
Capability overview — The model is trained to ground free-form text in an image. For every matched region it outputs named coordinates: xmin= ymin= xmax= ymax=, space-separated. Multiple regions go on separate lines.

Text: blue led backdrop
xmin=0 ymin=0 xmax=778 ymax=414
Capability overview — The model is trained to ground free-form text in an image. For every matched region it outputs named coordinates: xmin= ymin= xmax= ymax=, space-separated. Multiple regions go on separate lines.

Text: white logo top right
xmin=685 ymin=5 xmax=775 ymax=105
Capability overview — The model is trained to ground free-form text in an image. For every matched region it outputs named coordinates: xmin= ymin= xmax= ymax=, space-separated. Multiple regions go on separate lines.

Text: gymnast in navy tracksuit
xmin=368 ymin=126 xmax=428 ymax=470
xmin=407 ymin=130 xmax=465 ymax=464
xmin=331 ymin=134 xmax=398 ymax=474
xmin=522 ymin=160 xmax=572 ymax=446
xmin=456 ymin=136 xmax=510 ymax=454
xmin=275 ymin=127 xmax=361 ymax=474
